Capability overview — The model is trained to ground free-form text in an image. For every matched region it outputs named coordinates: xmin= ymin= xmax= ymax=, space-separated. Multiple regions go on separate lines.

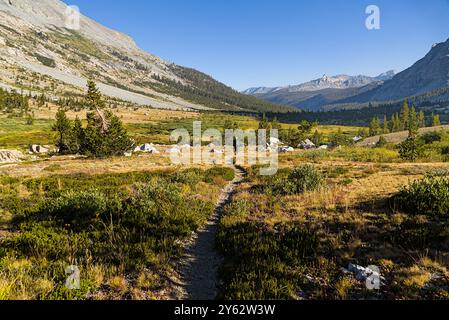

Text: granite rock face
xmin=0 ymin=0 xmax=208 ymax=110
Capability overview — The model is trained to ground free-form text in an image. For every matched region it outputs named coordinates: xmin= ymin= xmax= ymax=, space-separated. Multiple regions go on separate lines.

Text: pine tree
xmin=312 ymin=129 xmax=322 ymax=146
xmin=399 ymin=106 xmax=421 ymax=162
xmin=85 ymin=80 xmax=106 ymax=110
xmin=102 ymin=111 xmax=134 ymax=155
xmin=298 ymin=120 xmax=314 ymax=134
xmin=399 ymin=137 xmax=420 ymax=161
xmin=258 ymin=113 xmax=271 ymax=130
xmin=418 ymin=111 xmax=426 ymax=128
xmin=82 ymin=81 xmax=133 ymax=157
xmin=383 ymin=115 xmax=389 ymax=134
xmin=53 ymin=108 xmax=72 ymax=154
xmin=431 ymin=113 xmax=441 ymax=127
xmin=390 ymin=113 xmax=400 ymax=133
xmin=26 ymin=111 xmax=35 ymax=125
xmin=271 ymin=117 xmax=282 ymax=130
xmin=369 ymin=117 xmax=381 ymax=136
xmin=71 ymin=116 xmax=84 ymax=154
xmin=408 ymin=106 xmax=419 ymax=138
xmin=376 ymin=135 xmax=388 ymax=148
xmin=400 ymin=99 xmax=410 ymax=131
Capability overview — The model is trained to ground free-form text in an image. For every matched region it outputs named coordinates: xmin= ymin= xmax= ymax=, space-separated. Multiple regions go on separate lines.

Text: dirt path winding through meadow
xmin=174 ymin=166 xmax=245 ymax=300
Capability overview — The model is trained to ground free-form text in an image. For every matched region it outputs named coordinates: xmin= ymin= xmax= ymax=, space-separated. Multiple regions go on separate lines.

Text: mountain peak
xmin=0 ymin=0 xmax=138 ymax=51
xmin=0 ymin=0 xmax=293 ymax=113
xmin=243 ymin=71 xmax=395 ymax=96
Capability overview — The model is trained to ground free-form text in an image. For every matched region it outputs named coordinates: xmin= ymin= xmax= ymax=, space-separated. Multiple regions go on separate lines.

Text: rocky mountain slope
xmin=0 ymin=0 xmax=292 ymax=113
xmin=243 ymin=72 xmax=393 ymax=111
xmin=339 ymin=39 xmax=449 ymax=104
xmin=243 ymin=71 xmax=395 ymax=95
xmin=245 ymin=39 xmax=449 ymax=111
xmin=243 ymin=72 xmax=395 ymax=111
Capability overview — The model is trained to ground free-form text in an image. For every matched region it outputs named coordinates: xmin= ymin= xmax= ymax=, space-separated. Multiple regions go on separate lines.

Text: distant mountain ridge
xmin=0 ymin=0 xmax=293 ymax=113
xmin=245 ymin=38 xmax=449 ymax=111
xmin=242 ymin=71 xmax=395 ymax=95
xmin=338 ymin=39 xmax=449 ymax=104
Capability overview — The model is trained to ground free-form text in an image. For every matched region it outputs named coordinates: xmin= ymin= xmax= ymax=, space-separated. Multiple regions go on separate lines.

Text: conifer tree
xmin=71 ymin=116 xmax=85 ymax=154
xmin=369 ymin=117 xmax=381 ymax=136
xmin=418 ymin=111 xmax=426 ymax=128
xmin=383 ymin=115 xmax=389 ymax=134
xmin=400 ymin=99 xmax=410 ymax=130
xmin=53 ymin=108 xmax=72 ymax=154
xmin=82 ymin=81 xmax=133 ymax=157
xmin=389 ymin=113 xmax=399 ymax=133
xmin=312 ymin=129 xmax=322 ymax=146
xmin=271 ymin=117 xmax=282 ymax=130
xmin=431 ymin=113 xmax=441 ymax=127
xmin=408 ymin=106 xmax=419 ymax=138
xmin=258 ymin=113 xmax=271 ymax=130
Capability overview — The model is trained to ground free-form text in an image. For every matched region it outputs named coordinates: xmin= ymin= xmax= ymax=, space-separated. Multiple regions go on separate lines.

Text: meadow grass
xmin=0 ymin=167 xmax=234 ymax=300
xmin=217 ymin=160 xmax=449 ymax=300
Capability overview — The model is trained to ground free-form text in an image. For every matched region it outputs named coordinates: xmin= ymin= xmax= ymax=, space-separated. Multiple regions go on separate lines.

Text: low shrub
xmin=204 ymin=167 xmax=235 ymax=183
xmin=255 ymin=165 xmax=324 ymax=196
xmin=420 ymin=131 xmax=444 ymax=145
xmin=171 ymin=169 xmax=203 ymax=185
xmin=376 ymin=136 xmax=388 ymax=148
xmin=280 ymin=165 xmax=324 ymax=195
xmin=394 ymin=176 xmax=449 ymax=219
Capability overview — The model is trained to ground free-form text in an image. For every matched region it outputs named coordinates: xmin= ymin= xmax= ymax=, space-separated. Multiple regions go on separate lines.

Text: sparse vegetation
xmin=34 ymin=54 xmax=56 ymax=68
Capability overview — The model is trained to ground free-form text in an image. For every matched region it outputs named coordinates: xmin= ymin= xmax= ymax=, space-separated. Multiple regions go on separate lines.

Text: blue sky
xmin=63 ymin=0 xmax=449 ymax=90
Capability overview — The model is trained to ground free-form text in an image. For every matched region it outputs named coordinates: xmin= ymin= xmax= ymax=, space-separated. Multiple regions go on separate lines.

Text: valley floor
xmin=1 ymin=103 xmax=449 ymax=300
xmin=1 ymin=148 xmax=449 ymax=299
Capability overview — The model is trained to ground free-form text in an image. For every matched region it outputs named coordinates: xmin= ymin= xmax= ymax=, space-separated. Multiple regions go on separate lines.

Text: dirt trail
xmin=174 ymin=166 xmax=244 ymax=300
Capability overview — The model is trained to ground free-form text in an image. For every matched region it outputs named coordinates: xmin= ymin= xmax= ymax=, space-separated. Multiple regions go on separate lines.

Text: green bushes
xmin=204 ymin=167 xmax=235 ymax=183
xmin=395 ymin=176 xmax=449 ymax=219
xmin=283 ymin=165 xmax=324 ymax=194
xmin=420 ymin=131 xmax=444 ymax=145
xmin=172 ymin=169 xmax=203 ymax=185
xmin=29 ymin=190 xmax=113 ymax=231
xmin=217 ymin=220 xmax=320 ymax=299
xmin=34 ymin=54 xmax=56 ymax=68
xmin=398 ymin=137 xmax=421 ymax=161
xmin=254 ymin=165 xmax=324 ymax=196
xmin=0 ymin=168 xmax=224 ymax=299
xmin=217 ymin=196 xmax=321 ymax=300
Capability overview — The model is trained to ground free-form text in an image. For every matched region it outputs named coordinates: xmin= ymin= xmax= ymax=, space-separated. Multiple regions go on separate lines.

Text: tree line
xmin=369 ymin=99 xmax=441 ymax=136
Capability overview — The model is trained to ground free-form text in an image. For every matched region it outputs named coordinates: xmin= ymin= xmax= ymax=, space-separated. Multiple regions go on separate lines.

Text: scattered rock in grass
xmin=0 ymin=150 xmax=24 ymax=163
xmin=29 ymin=144 xmax=50 ymax=154
xmin=342 ymin=263 xmax=386 ymax=286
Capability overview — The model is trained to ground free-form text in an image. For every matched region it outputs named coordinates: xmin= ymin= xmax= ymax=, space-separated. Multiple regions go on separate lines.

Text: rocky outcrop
xmin=0 ymin=0 xmax=206 ymax=110
xmin=0 ymin=150 xmax=23 ymax=163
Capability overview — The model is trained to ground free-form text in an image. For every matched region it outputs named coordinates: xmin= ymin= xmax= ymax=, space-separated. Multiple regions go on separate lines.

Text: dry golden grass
xmin=0 ymin=147 xmax=232 ymax=178
xmin=228 ymin=156 xmax=449 ymax=299
xmin=359 ymin=125 xmax=449 ymax=147
xmin=32 ymin=103 xmax=199 ymax=124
